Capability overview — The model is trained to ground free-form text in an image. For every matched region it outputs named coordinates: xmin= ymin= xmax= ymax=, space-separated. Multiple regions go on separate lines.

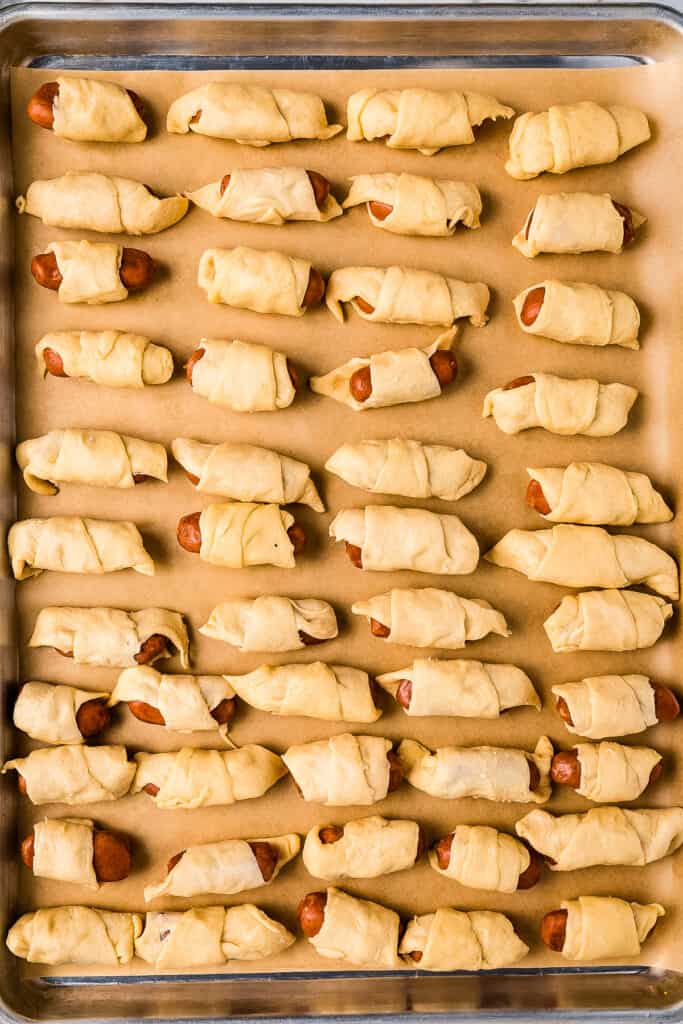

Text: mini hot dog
xmin=302 ymin=816 xmax=424 ymax=880
xmin=32 ymin=243 xmax=155 ymax=301
xmin=525 ymin=463 xmax=673 ymax=526
xmin=109 ymin=665 xmax=236 ymax=737
xmin=185 ymin=338 xmax=299 ymax=412
xmin=399 ymin=908 xmax=529 ymax=970
xmin=431 ymin=825 xmax=542 ymax=892
xmin=342 ymin=173 xmax=482 ymax=236
xmin=4 ymin=745 xmax=136 ymax=805
xmin=298 ymin=887 xmax=401 ymax=968
xmin=200 ymin=596 xmax=338 ymax=653
xmin=224 ymin=662 xmax=379 ymax=723
xmin=513 ymin=281 xmax=640 ymax=348
xmin=177 ymin=503 xmax=305 ymax=568
xmin=21 ymin=819 xmax=132 ymax=885
xmin=36 ymin=330 xmax=174 ymax=388
xmin=188 ymin=168 xmax=341 ymax=224
xmin=13 ymin=681 xmax=111 ymax=745
xmin=550 ymin=741 xmax=662 ymax=801
xmin=198 ymin=246 xmax=324 ymax=316
xmin=512 ymin=193 xmax=645 ymax=257
xmin=541 ymin=897 xmax=664 ymax=961
xmin=27 ymin=77 xmax=147 ymax=142
xmin=553 ymin=674 xmax=679 ymax=739
xmin=7 ymin=907 xmax=142 ymax=966
xmin=283 ymin=733 xmax=403 ymax=806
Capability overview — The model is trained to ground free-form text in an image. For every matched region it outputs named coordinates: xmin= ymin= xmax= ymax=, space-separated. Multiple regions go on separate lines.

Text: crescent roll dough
xmin=144 ymin=834 xmax=300 ymax=901
xmin=513 ymin=281 xmax=640 ymax=348
xmin=2 ymin=745 xmax=135 ymax=805
xmin=552 ymin=674 xmax=659 ymax=739
xmin=132 ymin=745 xmax=286 ymax=809
xmin=517 ymin=806 xmax=683 ymax=870
xmin=353 ymin=589 xmax=510 ymax=650
xmin=283 ymin=733 xmax=393 ymax=806
xmin=52 ymin=76 xmax=146 ymax=143
xmin=527 ymin=463 xmax=672 ymax=525
xmin=172 ymin=438 xmax=322 ymax=510
xmin=136 ymin=906 xmax=294 ymax=968
xmin=483 ymin=373 xmax=638 ymax=436
xmin=30 ymin=818 xmax=99 ymax=887
xmin=47 ymin=240 xmax=128 ymax=304
xmin=7 ymin=906 xmax=142 ymax=966
xmin=14 ymin=681 xmax=109 ymax=745
xmin=35 ymin=330 xmax=173 ymax=388
xmin=9 ymin=516 xmax=154 ymax=580
xmin=110 ymin=666 xmax=235 ymax=738
xmin=326 ymin=439 xmax=486 ymax=500
xmin=17 ymin=173 xmax=188 ymax=234
xmin=513 ymin=193 xmax=645 ymax=257
xmin=329 ymin=506 xmax=479 ymax=575
xmin=307 ymin=888 xmax=400 ymax=968
xmin=555 ymin=897 xmax=663 ymax=961
xmin=400 ymin=908 xmax=528 ymax=970
xmin=196 ymin=503 xmax=297 ymax=569
xmin=544 ymin=590 xmax=673 ymax=653
xmin=201 ymin=596 xmax=338 ymax=653
xmin=302 ymin=816 xmax=421 ymax=880
xmin=189 ymin=338 xmax=295 ymax=411
xmin=429 ymin=825 xmax=531 ymax=893
xmin=224 ymin=663 xmax=380 ymax=723
xmin=506 ymin=102 xmax=650 ymax=179
xmin=28 ymin=606 xmax=190 ymax=669
xmin=485 ymin=525 xmax=679 ymax=599
xmin=567 ymin=741 xmax=661 ymax=803
xmin=167 ymin=83 xmax=342 ymax=144
xmin=398 ymin=736 xmax=553 ymax=803
xmin=17 ymin=428 xmax=168 ymax=495
xmin=343 ymin=173 xmax=482 ymax=235
xmin=378 ymin=659 xmax=539 ymax=717
xmin=198 ymin=246 xmax=312 ymax=316
xmin=347 ymin=88 xmax=514 ymax=154
xmin=188 ymin=167 xmax=342 ymax=224
xmin=326 ymin=266 xmax=489 ymax=326
xmin=311 ymin=331 xmax=457 ymax=411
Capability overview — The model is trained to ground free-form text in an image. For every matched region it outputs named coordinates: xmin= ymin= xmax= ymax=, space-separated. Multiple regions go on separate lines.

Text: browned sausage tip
xmin=135 ymin=634 xmax=170 ymax=665
xmin=387 ymin=750 xmax=404 ymax=793
xmin=43 ymin=347 xmax=67 ymax=377
xmin=550 ymin=750 xmax=581 ymax=788
xmin=370 ymin=618 xmax=391 ymax=639
xmin=408 ymin=950 xmax=423 ymax=963
xmin=395 ymin=679 xmax=412 ymax=710
xmin=299 ymin=630 xmax=325 ymax=646
xmin=20 ymin=833 xmax=35 ymax=870
xmin=26 ymin=82 xmax=60 ymax=129
xmin=503 ymin=375 xmax=535 ymax=392
xmin=186 ymin=471 xmax=201 ymax=486
xmin=75 ymin=697 xmax=111 ymax=739
xmin=302 ymin=268 xmax=325 ymax=309
xmin=127 ymin=700 xmax=166 ymax=726
xmin=185 ymin=347 xmax=205 ymax=383
xmin=287 ymin=523 xmax=306 ymax=555
xmin=297 ymin=891 xmax=327 ymax=937
xmin=142 ymin=783 xmax=160 ymax=797
xmin=249 ymin=841 xmax=278 ymax=883
xmin=653 ymin=684 xmax=680 ymax=722
xmin=31 ymin=247 xmax=154 ymax=293
xmin=17 ymin=774 xmax=27 ymax=796
xmin=434 ymin=833 xmax=453 ymax=870
xmin=429 ymin=350 xmax=458 ymax=389
xmin=612 ymin=201 xmax=635 ymax=247
xmin=355 ymin=296 xmax=375 ymax=315
xmin=541 ymin=909 xmax=568 ymax=952
xmin=177 ymin=512 xmax=202 ymax=553
xmin=31 ymin=252 xmax=62 ymax=291
xmin=520 ymin=286 xmax=545 ymax=326
xmin=415 ymin=826 xmax=427 ymax=861
xmin=517 ymin=844 xmax=543 ymax=890
xmin=555 ymin=695 xmax=574 ymax=726
xmin=526 ymin=479 xmax=552 ymax=516
xmin=167 ymin=851 xmax=185 ymax=874
xmin=349 ymin=366 xmax=373 ymax=403
xmin=319 ymin=825 xmax=344 ymax=844
xmin=306 ymin=171 xmax=331 ymax=210
xmin=211 ymin=697 xmax=236 ymax=726
xmin=219 ymin=173 xmax=231 ymax=196
xmin=92 ymin=829 xmax=132 ymax=882
xmin=345 ymin=542 xmax=363 ymax=568
xmin=368 ymin=200 xmax=393 ymax=222
xmin=649 ymin=760 xmax=664 ymax=787
xmin=528 ymin=760 xmax=542 ymax=793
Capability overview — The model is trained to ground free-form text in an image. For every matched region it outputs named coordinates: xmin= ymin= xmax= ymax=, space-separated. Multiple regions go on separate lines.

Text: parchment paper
xmin=8 ymin=61 xmax=683 ymax=977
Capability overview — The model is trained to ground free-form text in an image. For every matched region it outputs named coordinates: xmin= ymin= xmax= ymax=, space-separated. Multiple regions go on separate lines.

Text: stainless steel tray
xmin=2 ymin=3 xmax=683 ymax=1021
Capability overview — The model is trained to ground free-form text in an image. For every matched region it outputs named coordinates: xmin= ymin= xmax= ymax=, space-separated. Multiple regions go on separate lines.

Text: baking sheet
xmin=8 ymin=60 xmax=683 ymax=977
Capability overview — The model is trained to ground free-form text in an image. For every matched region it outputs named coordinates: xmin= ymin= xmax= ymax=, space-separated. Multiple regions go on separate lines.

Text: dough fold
xmin=343 ymin=172 xmax=482 ymax=235
xmin=557 ymin=897 xmax=663 ymax=961
xmin=311 ymin=331 xmax=457 ymax=411
xmin=14 ymin=681 xmax=109 ymax=745
xmin=17 ymin=428 xmax=168 ymax=495
xmin=516 ymin=806 xmax=683 ymax=870
xmin=110 ymin=666 xmax=235 ymax=738
xmin=7 ymin=906 xmax=142 ymax=965
xmin=47 ymin=240 xmax=127 ymax=304
xmin=378 ymin=658 xmax=539 ymax=716
xmin=400 ymin=908 xmax=528 ymax=970
xmin=35 ymin=330 xmax=173 ymax=388
xmin=570 ymin=741 xmax=661 ymax=802
xmin=2 ymin=745 xmax=135 ymax=805
xmin=354 ymin=589 xmax=510 ymax=650
xmin=483 ymin=372 xmax=637 ymax=436
xmin=329 ymin=505 xmax=479 ymax=575
xmin=200 ymin=596 xmax=337 ymax=652
xmin=31 ymin=818 xmax=97 ymax=887
xmin=527 ymin=463 xmax=672 ymax=525
xmin=428 ymin=825 xmax=531 ymax=893
xmin=167 ymin=83 xmax=342 ymax=144
xmin=17 ymin=173 xmax=188 ymax=234
xmin=144 ymin=834 xmax=300 ymax=901
xmin=485 ymin=524 xmax=679 ymax=599
xmin=302 ymin=816 xmax=421 ymax=880
xmin=346 ymin=88 xmax=514 ymax=154
xmin=172 ymin=438 xmax=322 ymax=510
xmin=506 ymin=102 xmax=650 ymax=179
xmin=197 ymin=503 xmax=296 ymax=569
xmin=283 ymin=733 xmax=393 ymax=805
xmin=224 ymin=662 xmax=380 ymax=722
xmin=513 ymin=281 xmax=640 ymax=348
xmin=28 ymin=606 xmax=190 ymax=669
xmin=189 ymin=338 xmax=295 ymax=411
xmin=398 ymin=736 xmax=553 ymax=803
xmin=9 ymin=516 xmax=154 ymax=580
xmin=132 ymin=745 xmax=286 ymax=809
xmin=512 ymin=193 xmax=645 ymax=257
xmin=307 ymin=888 xmax=400 ymax=967
xmin=326 ymin=266 xmax=489 ymax=325
xmin=198 ymin=246 xmax=311 ymax=316
xmin=544 ymin=590 xmax=673 ymax=653
xmin=52 ymin=76 xmax=147 ymax=142
xmin=326 ymin=439 xmax=486 ymax=499
xmin=188 ymin=167 xmax=342 ymax=223
xmin=552 ymin=674 xmax=658 ymax=738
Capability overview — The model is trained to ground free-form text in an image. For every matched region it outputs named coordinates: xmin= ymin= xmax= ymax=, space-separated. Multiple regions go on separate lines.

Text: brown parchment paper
xmin=8 ymin=61 xmax=683 ymax=978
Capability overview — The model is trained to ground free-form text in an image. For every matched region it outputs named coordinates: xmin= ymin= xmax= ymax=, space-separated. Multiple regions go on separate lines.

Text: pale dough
xmin=188 ymin=167 xmax=342 ymax=223
xmin=200 ymin=596 xmax=338 ymax=652
xmin=346 ymin=88 xmax=514 ymax=154
xmin=31 ymin=818 xmax=97 ymax=887
xmin=506 ymin=102 xmax=650 ymax=179
xmin=354 ymin=589 xmax=510 ymax=650
xmin=172 ymin=438 xmax=322 ymax=510
xmin=302 ymin=816 xmax=420 ymax=880
xmin=570 ymin=741 xmax=661 ymax=802
xmin=326 ymin=439 xmax=486 ymax=499
xmin=544 ymin=589 xmax=673 ymax=653
xmin=283 ymin=733 xmax=393 ymax=806
xmin=527 ymin=463 xmax=672 ymax=525
xmin=326 ymin=266 xmax=489 ymax=325
xmin=428 ymin=825 xmax=531 ymax=893
xmin=14 ymin=681 xmax=109 ymax=745
xmin=224 ymin=662 xmax=380 ymax=722
xmin=35 ymin=330 xmax=173 ymax=388
xmin=3 ymin=745 xmax=135 ymax=805
xmin=52 ymin=76 xmax=146 ymax=142
xmin=197 ymin=503 xmax=297 ymax=569
xmin=552 ymin=674 xmax=658 ymax=738
xmin=189 ymin=338 xmax=295 ymax=412
xmin=343 ymin=172 xmax=482 ymax=235
xmin=329 ymin=505 xmax=479 ymax=575
xmin=9 ymin=516 xmax=154 ymax=580
xmin=132 ymin=745 xmax=286 ymax=810
xmin=110 ymin=666 xmax=235 ymax=738
xmin=307 ymin=887 xmax=400 ymax=967
xmin=378 ymin=658 xmax=540 ymax=716
xmin=513 ymin=281 xmax=640 ymax=348
xmin=47 ymin=240 xmax=127 ymax=304
xmin=198 ymin=246 xmax=311 ymax=316
xmin=512 ymin=192 xmax=645 ymax=257
xmin=400 ymin=908 xmax=528 ymax=970
xmin=17 ymin=428 xmax=168 ymax=495
xmin=7 ymin=907 xmax=142 ymax=965
xmin=483 ymin=373 xmax=638 ymax=436
xmin=557 ymin=897 xmax=663 ymax=961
